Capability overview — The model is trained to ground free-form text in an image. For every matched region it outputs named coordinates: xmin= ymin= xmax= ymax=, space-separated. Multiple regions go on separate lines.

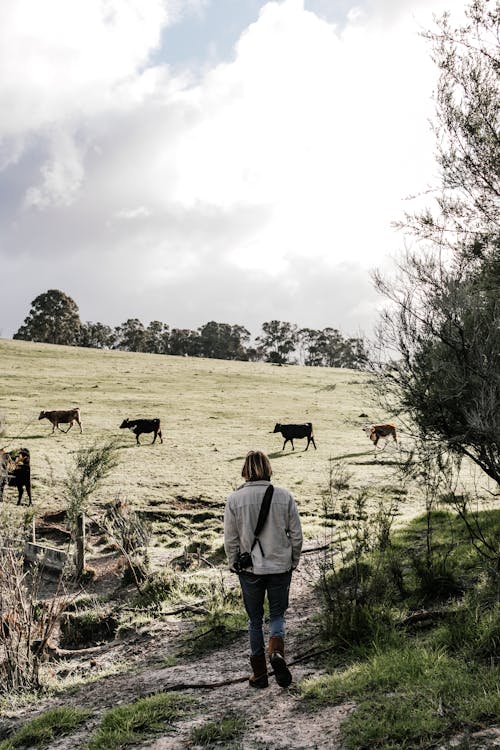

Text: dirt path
xmin=0 ymin=565 xmax=352 ymax=749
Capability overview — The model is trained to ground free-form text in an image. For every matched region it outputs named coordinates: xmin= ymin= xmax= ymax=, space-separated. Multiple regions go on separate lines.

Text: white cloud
xmin=0 ymin=0 xmax=171 ymax=137
xmin=24 ymin=129 xmax=85 ymax=208
xmin=0 ymin=0 xmax=456 ymax=339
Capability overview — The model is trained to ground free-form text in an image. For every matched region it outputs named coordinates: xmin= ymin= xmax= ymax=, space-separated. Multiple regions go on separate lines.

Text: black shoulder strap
xmin=250 ymin=484 xmax=274 ymax=553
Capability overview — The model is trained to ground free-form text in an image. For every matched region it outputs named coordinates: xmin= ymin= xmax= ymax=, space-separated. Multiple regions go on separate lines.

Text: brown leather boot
xmin=268 ymin=635 xmax=292 ymax=688
xmin=249 ymin=653 xmax=269 ymax=688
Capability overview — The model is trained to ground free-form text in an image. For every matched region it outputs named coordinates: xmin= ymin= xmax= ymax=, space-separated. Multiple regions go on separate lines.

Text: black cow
xmin=0 ymin=448 xmax=32 ymax=505
xmin=120 ymin=418 xmax=163 ymax=445
xmin=273 ymin=422 xmax=316 ymax=451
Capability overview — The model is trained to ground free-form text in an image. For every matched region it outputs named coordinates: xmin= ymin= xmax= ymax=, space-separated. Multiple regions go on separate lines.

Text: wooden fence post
xmin=76 ymin=512 xmax=86 ymax=578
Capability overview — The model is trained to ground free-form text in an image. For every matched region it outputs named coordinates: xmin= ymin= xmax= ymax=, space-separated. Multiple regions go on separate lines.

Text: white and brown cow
xmin=363 ymin=423 xmax=398 ymax=449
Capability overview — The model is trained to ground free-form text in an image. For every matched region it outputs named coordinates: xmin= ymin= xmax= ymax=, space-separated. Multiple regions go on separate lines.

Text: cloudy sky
xmin=0 ymin=0 xmax=456 ymax=341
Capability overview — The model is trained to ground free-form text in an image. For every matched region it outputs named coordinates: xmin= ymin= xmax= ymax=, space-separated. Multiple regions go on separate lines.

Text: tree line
xmin=12 ymin=290 xmax=369 ymax=369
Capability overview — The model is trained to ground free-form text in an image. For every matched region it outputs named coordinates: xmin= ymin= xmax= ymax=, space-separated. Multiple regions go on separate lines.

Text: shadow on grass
xmin=3 ymin=434 xmax=46 ymax=441
xmin=329 ymin=451 xmax=374 ymax=461
xmin=228 ymin=450 xmax=303 ymax=462
xmin=353 ymin=459 xmax=403 ymax=466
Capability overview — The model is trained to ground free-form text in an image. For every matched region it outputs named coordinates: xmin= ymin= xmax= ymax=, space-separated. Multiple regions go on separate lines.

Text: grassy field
xmin=1 ymin=338 xmax=411 ymax=547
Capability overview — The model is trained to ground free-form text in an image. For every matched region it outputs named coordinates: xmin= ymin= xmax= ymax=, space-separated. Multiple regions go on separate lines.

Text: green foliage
xmin=299 ymin=327 xmax=368 ymax=369
xmin=84 ymin=693 xmax=194 ymax=750
xmin=374 ymin=0 xmax=500 ymax=485
xmin=79 ymin=321 xmax=116 ymax=349
xmin=13 ymin=289 xmax=81 ymax=346
xmin=257 ymin=320 xmax=298 ymax=363
xmin=189 ymin=713 xmax=247 ymax=747
xmin=430 ymin=598 xmax=500 ymax=662
xmin=317 ymin=469 xmax=400 ymax=646
xmin=64 ymin=441 xmax=118 ymax=527
xmin=0 ymin=707 xmax=90 ymax=750
xmin=198 ymin=321 xmax=250 ymax=361
xmin=301 ymin=644 xmax=500 ymax=750
xmin=113 ymin=318 xmax=146 ymax=353
xmin=311 ymin=503 xmax=500 ymax=749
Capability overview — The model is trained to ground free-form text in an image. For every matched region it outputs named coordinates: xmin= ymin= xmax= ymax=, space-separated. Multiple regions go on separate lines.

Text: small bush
xmin=430 ymin=599 xmax=500 ymax=663
xmin=410 ymin=551 xmax=464 ymax=602
xmin=132 ymin=570 xmax=175 ymax=609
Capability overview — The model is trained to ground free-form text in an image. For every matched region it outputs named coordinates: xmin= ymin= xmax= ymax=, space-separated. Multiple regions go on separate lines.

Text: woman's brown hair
xmin=241 ymin=450 xmax=272 ymax=482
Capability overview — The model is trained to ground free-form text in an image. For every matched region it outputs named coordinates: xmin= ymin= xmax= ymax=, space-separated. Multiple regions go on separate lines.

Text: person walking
xmin=224 ymin=450 xmax=303 ymax=689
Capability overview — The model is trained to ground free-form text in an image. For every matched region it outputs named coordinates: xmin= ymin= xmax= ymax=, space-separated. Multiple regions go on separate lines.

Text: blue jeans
xmin=238 ymin=571 xmax=292 ymax=657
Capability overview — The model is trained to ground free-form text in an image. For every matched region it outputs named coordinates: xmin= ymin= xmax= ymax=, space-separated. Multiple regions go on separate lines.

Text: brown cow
xmin=39 ymin=408 xmax=82 ymax=433
xmin=363 ymin=423 xmax=398 ymax=448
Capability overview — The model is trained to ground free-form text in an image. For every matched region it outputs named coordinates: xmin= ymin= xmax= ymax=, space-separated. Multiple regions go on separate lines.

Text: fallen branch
xmin=301 ymin=543 xmax=333 ymax=555
xmin=45 ymin=640 xmax=124 ymax=660
xmin=397 ymin=610 xmax=448 ymax=628
xmin=159 ymin=643 xmax=339 ymax=691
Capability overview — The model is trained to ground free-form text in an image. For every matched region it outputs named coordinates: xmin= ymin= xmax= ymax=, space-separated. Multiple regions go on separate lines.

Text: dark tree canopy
xmin=80 ymin=322 xmax=116 ymax=349
xmin=12 ymin=294 xmax=368 ymax=370
xmin=14 ymin=289 xmax=81 ymax=346
xmin=375 ymin=0 xmax=500 ymax=485
xmin=299 ymin=327 xmax=368 ymax=369
xmin=257 ymin=320 xmax=298 ymax=364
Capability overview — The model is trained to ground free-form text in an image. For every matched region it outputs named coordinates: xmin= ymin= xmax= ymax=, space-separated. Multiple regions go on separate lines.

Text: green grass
xmin=0 ymin=707 xmax=90 ymax=749
xmin=301 ymin=508 xmax=500 ymax=749
xmin=393 ymin=509 xmax=500 ymax=605
xmin=189 ymin=713 xmax=247 ymax=748
xmin=84 ymin=692 xmax=194 ymax=750
xmin=300 ymin=642 xmax=500 ymax=750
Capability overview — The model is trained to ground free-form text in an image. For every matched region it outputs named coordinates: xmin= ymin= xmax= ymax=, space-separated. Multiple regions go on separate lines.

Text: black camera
xmin=233 ymin=551 xmax=252 ymax=573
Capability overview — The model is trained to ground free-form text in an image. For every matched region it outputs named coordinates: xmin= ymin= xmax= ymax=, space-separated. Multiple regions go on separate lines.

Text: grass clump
xmin=0 ymin=707 xmax=90 ymax=750
xmin=60 ymin=607 xmax=118 ymax=648
xmin=131 ymin=569 xmax=175 ymax=610
xmin=189 ymin=713 xmax=247 ymax=748
xmin=84 ymin=692 xmax=194 ymax=750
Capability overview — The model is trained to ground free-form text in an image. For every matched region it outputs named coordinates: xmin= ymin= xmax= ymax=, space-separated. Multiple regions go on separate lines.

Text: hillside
xmin=0 ymin=337 xmax=409 ymax=521
xmin=1 ymin=339 xmax=497 ymax=750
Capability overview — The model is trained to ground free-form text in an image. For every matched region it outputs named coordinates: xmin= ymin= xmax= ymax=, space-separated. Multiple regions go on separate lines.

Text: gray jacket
xmin=224 ymin=480 xmax=303 ymax=574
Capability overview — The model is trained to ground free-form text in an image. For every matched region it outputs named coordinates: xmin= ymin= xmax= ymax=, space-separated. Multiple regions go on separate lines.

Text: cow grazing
xmin=120 ymin=418 xmax=163 ymax=445
xmin=363 ymin=423 xmax=398 ymax=449
xmin=273 ymin=422 xmax=316 ymax=451
xmin=39 ymin=408 xmax=82 ymax=434
xmin=0 ymin=448 xmax=32 ymax=505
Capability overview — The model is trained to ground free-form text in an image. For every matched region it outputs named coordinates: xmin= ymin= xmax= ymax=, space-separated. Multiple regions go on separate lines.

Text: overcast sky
xmin=0 ymin=0 xmax=456 ymax=341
